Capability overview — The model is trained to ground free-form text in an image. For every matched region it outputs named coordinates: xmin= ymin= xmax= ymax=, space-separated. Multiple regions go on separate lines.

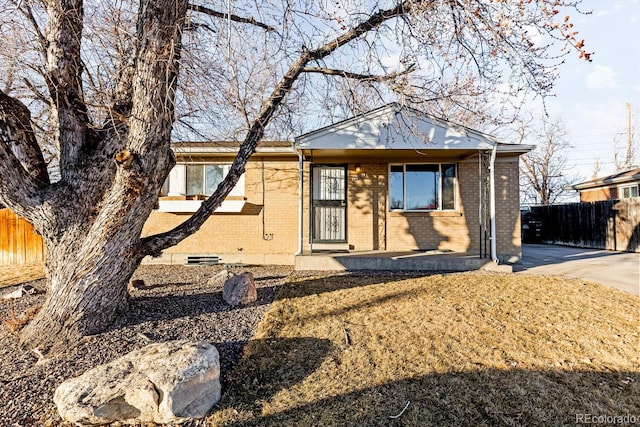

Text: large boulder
xmin=54 ymin=340 xmax=221 ymax=425
xmin=222 ymin=272 xmax=257 ymax=306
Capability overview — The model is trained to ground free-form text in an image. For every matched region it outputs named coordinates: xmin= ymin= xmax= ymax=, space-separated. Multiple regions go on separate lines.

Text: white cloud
xmin=593 ymin=4 xmax=620 ymax=17
xmin=585 ymin=64 xmax=618 ymax=89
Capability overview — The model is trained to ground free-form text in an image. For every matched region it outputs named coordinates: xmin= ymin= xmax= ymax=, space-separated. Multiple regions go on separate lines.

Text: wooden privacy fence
xmin=0 ymin=208 xmax=45 ymax=265
xmin=531 ymin=198 xmax=640 ymax=252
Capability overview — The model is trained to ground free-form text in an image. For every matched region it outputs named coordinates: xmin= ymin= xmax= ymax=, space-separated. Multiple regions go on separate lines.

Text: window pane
xmin=441 ymin=164 xmax=456 ymax=210
xmin=389 ymin=165 xmax=404 ymax=210
xmin=406 ymin=164 xmax=439 ymax=173
xmin=186 ymin=165 xmax=203 ymax=195
xmin=632 ymin=186 xmax=639 ymax=197
xmin=406 ymin=165 xmax=438 ymax=210
xmin=204 ymin=165 xmax=225 ymax=195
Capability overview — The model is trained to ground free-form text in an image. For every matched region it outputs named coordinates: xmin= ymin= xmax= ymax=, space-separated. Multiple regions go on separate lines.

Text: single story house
xmin=568 ymin=168 xmax=640 ymax=202
xmin=143 ymin=104 xmax=532 ymax=267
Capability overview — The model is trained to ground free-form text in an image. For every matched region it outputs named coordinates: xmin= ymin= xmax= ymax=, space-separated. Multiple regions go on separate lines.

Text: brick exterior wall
xmin=494 ymin=159 xmax=522 ymax=260
xmin=347 ymin=163 xmax=387 ymax=251
xmin=144 ymin=153 xmax=523 ymax=264
xmin=143 ymin=156 xmax=299 ymax=265
xmin=579 ymin=187 xmax=618 ymax=202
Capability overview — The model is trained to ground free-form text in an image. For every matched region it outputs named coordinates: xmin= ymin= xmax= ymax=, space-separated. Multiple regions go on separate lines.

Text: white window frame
xmin=618 ymin=183 xmax=639 ymax=199
xmin=389 ymin=163 xmax=457 ymax=212
xmin=159 ymin=162 xmax=245 ymax=213
xmin=185 ymin=164 xmax=230 ymax=197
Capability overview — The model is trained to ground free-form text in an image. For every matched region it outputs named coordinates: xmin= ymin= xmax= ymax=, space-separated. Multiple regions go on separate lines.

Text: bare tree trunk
xmin=20 ymin=154 xmax=170 ymax=351
xmin=21 ymin=234 xmax=140 ymax=352
xmin=16 ymin=0 xmax=185 ymax=353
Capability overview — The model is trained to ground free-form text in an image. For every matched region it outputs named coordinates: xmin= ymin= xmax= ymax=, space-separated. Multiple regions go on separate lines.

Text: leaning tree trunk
xmin=19 ymin=155 xmax=171 ymax=352
xmin=22 ymin=229 xmax=143 ymax=352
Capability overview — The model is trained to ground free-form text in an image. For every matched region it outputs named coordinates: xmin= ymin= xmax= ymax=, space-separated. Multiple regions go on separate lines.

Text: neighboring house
xmin=568 ymin=168 xmax=640 ymax=202
xmin=143 ymin=104 xmax=532 ymax=266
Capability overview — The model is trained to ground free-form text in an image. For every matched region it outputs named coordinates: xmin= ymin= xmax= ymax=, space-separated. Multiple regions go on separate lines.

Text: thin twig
xmin=389 ymin=401 xmax=410 ymax=419
xmin=344 ymin=328 xmax=351 ymax=346
xmin=137 ymin=332 xmax=153 ymax=343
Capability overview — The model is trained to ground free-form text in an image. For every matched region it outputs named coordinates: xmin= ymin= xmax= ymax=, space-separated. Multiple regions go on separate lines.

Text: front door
xmin=312 ymin=165 xmax=347 ymax=243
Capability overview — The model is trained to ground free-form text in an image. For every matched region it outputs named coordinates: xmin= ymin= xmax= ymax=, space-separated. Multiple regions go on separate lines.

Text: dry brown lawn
xmin=0 ymin=262 xmax=45 ymax=288
xmin=210 ymin=272 xmax=640 ymax=426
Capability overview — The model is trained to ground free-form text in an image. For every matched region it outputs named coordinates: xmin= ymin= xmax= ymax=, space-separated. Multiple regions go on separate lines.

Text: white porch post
xmin=489 ymin=144 xmax=498 ymax=263
xmin=294 ymin=144 xmax=304 ymax=256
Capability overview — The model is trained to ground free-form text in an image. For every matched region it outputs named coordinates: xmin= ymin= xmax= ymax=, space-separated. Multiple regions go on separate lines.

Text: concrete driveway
xmin=516 ymin=244 xmax=640 ymax=297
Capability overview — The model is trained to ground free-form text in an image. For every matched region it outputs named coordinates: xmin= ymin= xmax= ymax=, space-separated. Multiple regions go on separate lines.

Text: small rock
xmin=54 ymin=340 xmax=221 ymax=425
xmin=223 ymin=272 xmax=257 ymax=306
xmin=129 ymin=279 xmax=145 ymax=289
xmin=207 ymin=269 xmax=233 ymax=286
xmin=2 ymin=284 xmax=38 ymax=299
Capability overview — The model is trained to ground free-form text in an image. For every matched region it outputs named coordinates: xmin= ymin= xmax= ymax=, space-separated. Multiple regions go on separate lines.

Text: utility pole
xmin=625 ymin=102 xmax=634 ymax=170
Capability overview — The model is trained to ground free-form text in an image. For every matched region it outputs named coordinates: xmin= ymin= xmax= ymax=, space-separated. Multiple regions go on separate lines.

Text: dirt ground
xmin=0 ymin=262 xmax=45 ymax=288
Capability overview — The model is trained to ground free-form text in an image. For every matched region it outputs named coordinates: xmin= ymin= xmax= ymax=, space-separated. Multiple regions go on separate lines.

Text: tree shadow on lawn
xmin=215 ymin=336 xmax=334 ymax=412
xmin=278 ymin=271 xmax=442 ymax=300
xmin=217 ymin=366 xmax=640 ymax=427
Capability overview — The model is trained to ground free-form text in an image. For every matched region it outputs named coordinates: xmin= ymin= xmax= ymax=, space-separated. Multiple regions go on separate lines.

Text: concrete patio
xmin=295 ymin=250 xmax=512 ymax=272
xmin=516 ymin=244 xmax=640 ymax=296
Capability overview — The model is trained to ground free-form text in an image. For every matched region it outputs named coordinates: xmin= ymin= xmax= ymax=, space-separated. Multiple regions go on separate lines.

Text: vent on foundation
xmin=186 ymin=255 xmax=221 ymax=265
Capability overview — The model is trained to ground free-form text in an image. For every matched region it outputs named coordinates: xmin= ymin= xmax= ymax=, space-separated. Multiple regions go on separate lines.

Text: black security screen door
xmin=312 ymin=165 xmax=347 ymax=243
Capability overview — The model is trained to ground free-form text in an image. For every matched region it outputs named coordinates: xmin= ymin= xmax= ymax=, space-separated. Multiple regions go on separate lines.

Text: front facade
xmin=143 ymin=105 xmax=531 ymax=266
xmin=569 ymin=168 xmax=640 ymax=202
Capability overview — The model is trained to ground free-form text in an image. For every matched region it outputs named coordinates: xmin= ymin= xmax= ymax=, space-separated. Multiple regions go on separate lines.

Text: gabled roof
xmin=569 ymin=167 xmax=640 ymax=191
xmin=295 ymin=103 xmax=531 ymax=154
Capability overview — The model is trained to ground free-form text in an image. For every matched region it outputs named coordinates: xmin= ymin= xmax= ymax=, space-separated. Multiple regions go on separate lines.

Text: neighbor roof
xmin=568 ymin=167 xmax=640 ymax=191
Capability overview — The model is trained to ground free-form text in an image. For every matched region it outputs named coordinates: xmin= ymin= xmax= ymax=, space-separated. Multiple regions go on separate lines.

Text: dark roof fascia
xmin=568 ymin=168 xmax=640 ymax=191
xmin=170 ymin=141 xmax=295 ymax=155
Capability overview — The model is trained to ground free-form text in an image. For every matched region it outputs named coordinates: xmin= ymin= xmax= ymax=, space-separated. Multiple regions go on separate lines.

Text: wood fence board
xmin=532 ymin=198 xmax=640 ymax=252
xmin=0 ymin=209 xmax=45 ymax=266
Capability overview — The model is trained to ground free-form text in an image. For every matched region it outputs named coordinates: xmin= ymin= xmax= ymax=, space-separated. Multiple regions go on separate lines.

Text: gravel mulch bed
xmin=0 ymin=264 xmax=293 ymax=426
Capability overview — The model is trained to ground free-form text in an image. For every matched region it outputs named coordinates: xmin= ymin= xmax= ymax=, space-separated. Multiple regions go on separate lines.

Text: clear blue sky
xmin=543 ymin=0 xmax=640 ymax=182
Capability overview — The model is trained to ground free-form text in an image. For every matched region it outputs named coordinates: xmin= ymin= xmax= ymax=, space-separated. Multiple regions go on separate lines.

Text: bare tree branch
xmin=9 ymin=0 xmax=47 ymax=56
xmin=141 ymin=0 xmax=425 ymax=255
xmin=518 ymin=117 xmax=575 ymax=205
xmin=187 ymin=4 xmax=277 ymax=32
xmin=45 ymin=0 xmax=93 ymax=177
xmin=0 ymin=91 xmax=47 ymax=217
xmin=22 ymin=77 xmax=49 ymax=104
xmin=302 ymin=64 xmax=416 ymax=82
xmin=0 ymin=89 xmax=49 ymax=184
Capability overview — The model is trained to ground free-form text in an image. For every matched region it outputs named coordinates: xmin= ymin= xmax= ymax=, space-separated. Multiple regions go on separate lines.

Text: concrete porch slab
xmin=295 ymin=250 xmax=512 ymax=272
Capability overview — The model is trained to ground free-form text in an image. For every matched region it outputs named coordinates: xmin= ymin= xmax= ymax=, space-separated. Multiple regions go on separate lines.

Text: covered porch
xmin=294 ymin=104 xmax=531 ymax=265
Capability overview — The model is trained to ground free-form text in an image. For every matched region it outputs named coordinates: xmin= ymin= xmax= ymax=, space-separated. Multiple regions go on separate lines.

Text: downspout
xmin=294 ymin=143 xmax=304 ymax=256
xmin=489 ymin=143 xmax=498 ymax=263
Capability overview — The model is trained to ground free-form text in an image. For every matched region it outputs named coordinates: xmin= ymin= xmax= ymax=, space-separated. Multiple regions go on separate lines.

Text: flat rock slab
xmin=54 ymin=340 xmax=221 ymax=425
